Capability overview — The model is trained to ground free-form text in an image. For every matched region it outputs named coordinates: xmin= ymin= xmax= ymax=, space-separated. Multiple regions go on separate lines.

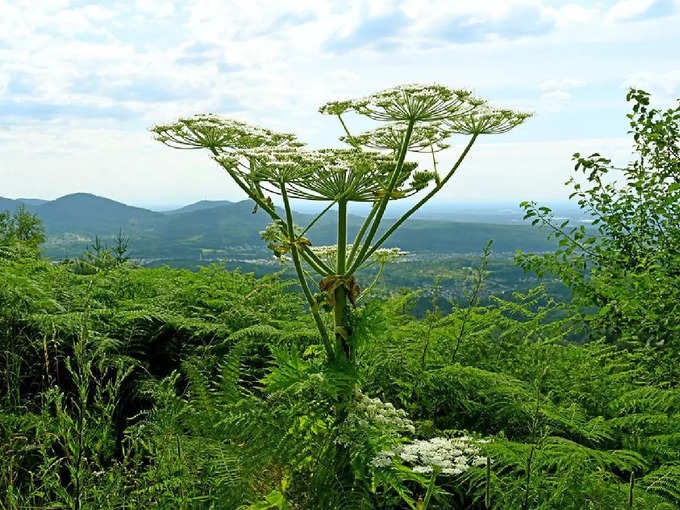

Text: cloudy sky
xmin=1 ymin=0 xmax=678 ymax=209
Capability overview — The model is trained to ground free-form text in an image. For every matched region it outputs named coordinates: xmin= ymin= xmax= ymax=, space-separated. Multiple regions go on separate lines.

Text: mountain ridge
xmin=2 ymin=192 xmax=557 ymax=261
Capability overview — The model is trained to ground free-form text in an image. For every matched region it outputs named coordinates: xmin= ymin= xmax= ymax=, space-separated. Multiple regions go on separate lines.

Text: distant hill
xmin=0 ymin=196 xmax=48 ymax=213
xmin=35 ymin=193 xmax=163 ymax=235
xmin=16 ymin=198 xmax=49 ymax=206
xmin=164 ymin=200 xmax=234 ymax=215
xmin=8 ymin=193 xmax=557 ymax=261
xmin=0 ymin=197 xmax=18 ymax=213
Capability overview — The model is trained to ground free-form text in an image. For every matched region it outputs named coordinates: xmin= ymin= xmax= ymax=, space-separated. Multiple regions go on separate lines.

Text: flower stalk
xmin=281 ymin=180 xmax=334 ymax=359
xmin=150 ymin=83 xmax=530 ymax=365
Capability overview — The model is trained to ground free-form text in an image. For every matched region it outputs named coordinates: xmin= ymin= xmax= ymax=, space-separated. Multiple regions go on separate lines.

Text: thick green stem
xmin=281 ymin=182 xmax=334 ymax=360
xmin=358 ymin=134 xmax=478 ymax=266
xmin=485 ymin=456 xmax=492 ymax=509
xmin=347 ymin=201 xmax=379 ymax=268
xmin=628 ymin=473 xmax=635 ymax=510
xmin=334 ymin=200 xmax=350 ymax=359
xmin=348 ymin=119 xmax=415 ymax=274
xmin=420 ymin=470 xmax=438 ymax=510
xmin=337 ymin=200 xmax=348 ymax=275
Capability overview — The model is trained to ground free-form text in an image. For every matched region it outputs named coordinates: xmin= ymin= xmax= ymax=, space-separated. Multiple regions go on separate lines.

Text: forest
xmin=1 ymin=85 xmax=679 ymax=510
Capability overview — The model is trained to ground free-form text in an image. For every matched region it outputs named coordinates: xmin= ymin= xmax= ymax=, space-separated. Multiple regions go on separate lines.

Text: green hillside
xmin=163 ymin=200 xmax=235 ymax=215
xmin=15 ymin=193 xmax=557 ymax=262
xmin=36 ymin=193 xmax=163 ymax=235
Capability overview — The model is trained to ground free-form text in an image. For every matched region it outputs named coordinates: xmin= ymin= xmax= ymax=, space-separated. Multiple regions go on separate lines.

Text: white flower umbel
xmin=230 ymin=148 xmax=421 ymax=202
xmin=371 ymin=436 xmax=489 ymax=476
xmin=448 ymin=107 xmax=532 ymax=135
xmin=336 ymin=388 xmax=415 ymax=446
xmin=320 ymin=84 xmax=485 ymax=123
xmin=342 ymin=121 xmax=453 ymax=153
xmin=151 ymin=114 xmax=299 ymax=151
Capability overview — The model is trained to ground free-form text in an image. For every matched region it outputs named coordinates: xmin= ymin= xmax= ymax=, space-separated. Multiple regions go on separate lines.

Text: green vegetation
xmin=1 ymin=87 xmax=679 ymax=509
xmin=4 ymin=193 xmax=558 ymax=262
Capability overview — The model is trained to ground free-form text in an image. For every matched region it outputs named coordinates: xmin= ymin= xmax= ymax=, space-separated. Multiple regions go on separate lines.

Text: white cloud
xmin=0 ymin=0 xmax=677 ymax=204
xmin=538 ymin=78 xmax=585 ymax=91
xmin=607 ymin=0 xmax=675 ymax=21
xmin=540 ymin=90 xmax=572 ymax=112
xmin=444 ymin=136 xmax=634 ymax=202
xmin=623 ymin=69 xmax=680 ymax=102
xmin=538 ymin=78 xmax=585 ymax=112
xmin=0 ymin=72 xmax=8 ymax=95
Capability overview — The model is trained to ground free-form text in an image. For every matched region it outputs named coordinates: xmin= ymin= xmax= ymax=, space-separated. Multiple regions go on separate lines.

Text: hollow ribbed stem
xmin=334 ymin=199 xmax=349 ymax=359
xmin=337 ymin=200 xmax=348 ymax=275
xmin=420 ymin=470 xmax=438 ymax=510
xmin=360 ymin=133 xmax=478 ymax=264
xmin=347 ymin=201 xmax=379 ymax=268
xmin=281 ymin=181 xmax=334 ymax=360
xmin=348 ymin=118 xmax=415 ymax=274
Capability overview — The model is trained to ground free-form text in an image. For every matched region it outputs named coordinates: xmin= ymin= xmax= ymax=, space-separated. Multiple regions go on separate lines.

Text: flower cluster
xmin=219 ymin=147 xmax=419 ymax=202
xmin=309 ymin=245 xmax=408 ymax=268
xmin=449 ymin=107 xmax=533 ymax=135
xmin=260 ymin=220 xmax=308 ymax=258
xmin=372 ymin=247 xmax=409 ymax=264
xmin=151 ymin=114 xmax=299 ymax=151
xmin=336 ymin=389 xmax=415 ymax=446
xmin=320 ymin=83 xmax=482 ymax=122
xmin=342 ymin=121 xmax=453 ymax=153
xmin=371 ymin=436 xmax=489 ymax=475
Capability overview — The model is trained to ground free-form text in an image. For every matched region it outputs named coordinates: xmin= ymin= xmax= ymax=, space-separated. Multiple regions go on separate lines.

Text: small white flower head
xmin=224 ymin=147 xmax=420 ymax=202
xmin=371 ymin=450 xmax=394 ymax=468
xmin=372 ymin=247 xmax=409 ymax=264
xmin=240 ymin=146 xmax=319 ymax=184
xmin=260 ymin=220 xmax=287 ymax=243
xmin=371 ymin=436 xmax=490 ymax=476
xmin=448 ymin=108 xmax=532 ymax=135
xmin=151 ymin=114 xmax=299 ymax=150
xmin=342 ymin=121 xmax=453 ymax=153
xmin=260 ymin=220 xmax=305 ymax=259
xmin=320 ymin=84 xmax=485 ymax=122
xmin=310 ymin=245 xmax=408 ymax=268
xmin=336 ymin=389 xmax=415 ymax=447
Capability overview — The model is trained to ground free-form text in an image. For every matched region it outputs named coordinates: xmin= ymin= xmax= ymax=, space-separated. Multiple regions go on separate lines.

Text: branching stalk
xmin=347 ymin=201 xmax=379 ymax=268
xmin=357 ymin=262 xmax=385 ymax=303
xmin=210 ymin=147 xmax=333 ymax=275
xmin=348 ymin=119 xmax=415 ymax=274
xmin=299 ymin=200 xmax=337 ymax=238
xmin=359 ymin=133 xmax=478 ymax=265
xmin=281 ymin=181 xmax=334 ymax=359
xmin=451 ymin=240 xmax=491 ymax=363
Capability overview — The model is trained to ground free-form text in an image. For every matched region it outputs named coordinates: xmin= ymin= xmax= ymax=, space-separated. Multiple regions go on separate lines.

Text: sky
xmin=0 ymin=0 xmax=679 ymax=209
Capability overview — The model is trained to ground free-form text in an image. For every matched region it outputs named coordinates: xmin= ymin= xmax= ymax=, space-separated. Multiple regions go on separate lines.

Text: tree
xmin=518 ymin=89 xmax=680 ymax=381
xmin=0 ymin=205 xmax=45 ymax=257
xmin=13 ymin=205 xmax=46 ymax=245
xmin=152 ymin=84 xmax=530 ymax=366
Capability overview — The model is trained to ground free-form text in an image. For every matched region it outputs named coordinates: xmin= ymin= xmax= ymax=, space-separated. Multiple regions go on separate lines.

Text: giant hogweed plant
xmin=151 ymin=84 xmax=530 ymax=366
